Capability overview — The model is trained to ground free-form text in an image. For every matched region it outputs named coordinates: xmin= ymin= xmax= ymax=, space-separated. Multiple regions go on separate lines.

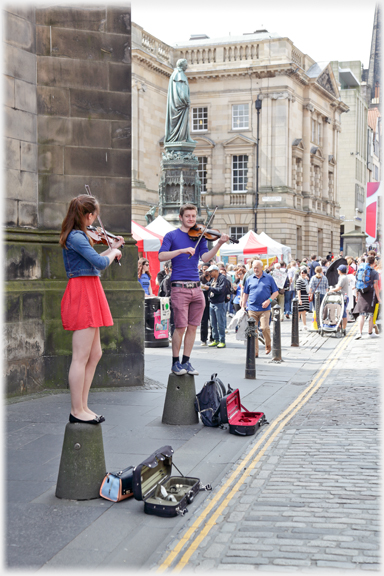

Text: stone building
xmin=330 ymin=61 xmax=368 ymax=256
xmin=132 ymin=24 xmax=348 ymax=259
xmin=4 ymin=5 xmax=144 ymax=396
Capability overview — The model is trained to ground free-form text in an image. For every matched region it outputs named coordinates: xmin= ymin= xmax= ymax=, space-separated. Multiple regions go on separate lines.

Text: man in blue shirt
xmin=159 ymin=204 xmax=229 ymax=376
xmin=242 ymin=260 xmax=279 ymax=357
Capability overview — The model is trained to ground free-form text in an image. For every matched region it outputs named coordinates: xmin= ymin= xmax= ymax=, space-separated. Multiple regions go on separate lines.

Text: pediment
xmin=223 ymin=134 xmax=257 ymax=147
xmin=328 ymin=154 xmax=336 ymax=166
xmin=194 ymin=135 xmax=216 ymax=148
xmin=292 ymin=138 xmax=304 ymax=150
xmin=317 ymin=68 xmax=338 ymax=98
xmin=306 ymin=62 xmax=340 ymax=99
xmin=310 ymin=146 xmax=323 ymax=159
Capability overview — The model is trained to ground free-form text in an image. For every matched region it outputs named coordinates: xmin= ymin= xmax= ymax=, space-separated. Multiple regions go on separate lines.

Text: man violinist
xmin=159 ymin=203 xmax=229 ymax=376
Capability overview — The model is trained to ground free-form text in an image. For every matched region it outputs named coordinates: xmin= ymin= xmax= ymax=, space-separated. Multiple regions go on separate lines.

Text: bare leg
xmin=368 ymin=315 xmax=374 ymax=333
xmin=358 ymin=314 xmax=365 ymax=334
xmin=82 ymin=328 xmax=103 ymax=417
xmin=183 ymin=325 xmax=198 ymax=357
xmin=68 ymin=327 xmax=97 ymax=421
xmin=172 ymin=326 xmax=186 ymax=358
xmin=300 ymin=311 xmax=306 ymax=327
xmin=342 ymin=317 xmax=348 ymax=330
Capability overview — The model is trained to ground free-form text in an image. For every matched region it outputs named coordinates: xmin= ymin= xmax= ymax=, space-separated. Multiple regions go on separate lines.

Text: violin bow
xmin=84 ymin=184 xmax=121 ymax=266
xmin=188 ymin=205 xmax=218 ymax=259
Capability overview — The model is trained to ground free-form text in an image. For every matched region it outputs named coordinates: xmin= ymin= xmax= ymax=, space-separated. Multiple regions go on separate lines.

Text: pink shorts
xmin=171 ymin=286 xmax=206 ymax=328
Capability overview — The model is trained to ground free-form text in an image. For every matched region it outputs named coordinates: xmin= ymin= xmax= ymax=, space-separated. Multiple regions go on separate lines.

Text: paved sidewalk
xmin=156 ymin=330 xmax=381 ymax=572
xmin=6 ymin=319 xmax=380 ymax=571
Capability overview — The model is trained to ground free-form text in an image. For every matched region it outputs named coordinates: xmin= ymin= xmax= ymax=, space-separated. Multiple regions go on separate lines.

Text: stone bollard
xmin=245 ymin=316 xmax=256 ymax=379
xmin=291 ymin=297 xmax=299 ymax=347
xmin=271 ymin=305 xmax=282 ymax=362
xmin=162 ymin=373 xmax=199 ymax=425
xmin=56 ymin=423 xmax=106 ymax=500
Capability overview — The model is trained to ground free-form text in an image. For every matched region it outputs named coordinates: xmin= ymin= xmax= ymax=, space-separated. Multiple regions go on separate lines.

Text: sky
xmin=130 ymin=0 xmax=378 ymax=69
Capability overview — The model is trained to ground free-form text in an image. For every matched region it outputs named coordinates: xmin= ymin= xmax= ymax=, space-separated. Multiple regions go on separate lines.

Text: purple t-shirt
xmin=159 ymin=229 xmax=208 ymax=282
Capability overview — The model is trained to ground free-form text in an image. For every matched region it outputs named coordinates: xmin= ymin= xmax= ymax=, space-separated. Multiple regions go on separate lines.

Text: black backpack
xmin=195 ymin=374 xmax=227 ymax=427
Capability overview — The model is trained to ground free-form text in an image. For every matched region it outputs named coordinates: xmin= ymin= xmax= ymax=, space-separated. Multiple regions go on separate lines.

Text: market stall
xmin=146 ymin=215 xmax=177 ymax=236
xmin=132 ymin=221 xmax=163 ymax=295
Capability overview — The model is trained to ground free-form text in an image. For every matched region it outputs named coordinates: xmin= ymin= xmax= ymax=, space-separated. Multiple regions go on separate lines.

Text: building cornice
xmin=132 ymin=50 xmax=173 ymax=77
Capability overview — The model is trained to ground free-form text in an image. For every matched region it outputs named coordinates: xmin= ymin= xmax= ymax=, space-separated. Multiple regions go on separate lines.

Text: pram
xmin=319 ymin=291 xmax=344 ymax=337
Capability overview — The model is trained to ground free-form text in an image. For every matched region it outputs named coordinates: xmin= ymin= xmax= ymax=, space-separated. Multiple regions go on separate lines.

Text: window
xmin=230 ymin=226 xmax=248 ymax=241
xmin=198 ymin=156 xmax=207 ymax=192
xmin=192 ymin=107 xmax=208 ymax=131
xmin=232 ymin=155 xmax=248 ymax=192
xmin=232 ymin=104 xmax=249 ymax=129
xmin=317 ymin=122 xmax=321 ymax=145
xmin=374 ymin=165 xmax=379 ymax=181
xmin=311 ymin=119 xmax=316 ymax=143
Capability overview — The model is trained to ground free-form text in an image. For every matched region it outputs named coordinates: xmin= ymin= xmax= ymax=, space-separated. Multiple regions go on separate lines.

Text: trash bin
xmin=145 ymin=296 xmax=169 ymax=348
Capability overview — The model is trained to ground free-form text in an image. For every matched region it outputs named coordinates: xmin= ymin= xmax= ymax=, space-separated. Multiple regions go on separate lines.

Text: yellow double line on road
xmin=158 ymin=324 xmax=358 ymax=572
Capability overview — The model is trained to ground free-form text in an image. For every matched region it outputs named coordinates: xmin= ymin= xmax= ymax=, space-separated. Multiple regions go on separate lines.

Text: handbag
xmin=100 ymin=466 xmax=134 ymax=502
xmin=309 ymin=277 xmax=322 ymax=303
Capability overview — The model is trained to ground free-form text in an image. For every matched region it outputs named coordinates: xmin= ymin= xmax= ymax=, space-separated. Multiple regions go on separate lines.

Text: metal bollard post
xmin=245 ymin=316 xmax=256 ymax=379
xmin=291 ymin=297 xmax=299 ymax=347
xmin=271 ymin=305 xmax=282 ymax=362
xmin=314 ymin=292 xmax=321 ymax=331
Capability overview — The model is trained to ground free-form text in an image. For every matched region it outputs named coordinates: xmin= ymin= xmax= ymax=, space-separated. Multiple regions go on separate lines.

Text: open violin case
xmin=132 ymin=445 xmax=211 ymax=517
xmin=219 ymin=388 xmax=267 ymax=436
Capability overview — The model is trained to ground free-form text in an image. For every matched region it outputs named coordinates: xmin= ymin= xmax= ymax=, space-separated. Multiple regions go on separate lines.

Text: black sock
xmin=172 ymin=356 xmax=179 ymax=366
xmin=181 ymin=355 xmax=190 ymax=365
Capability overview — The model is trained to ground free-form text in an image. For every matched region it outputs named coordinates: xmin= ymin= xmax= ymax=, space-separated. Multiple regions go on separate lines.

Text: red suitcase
xmin=220 ymin=388 xmax=267 ymax=436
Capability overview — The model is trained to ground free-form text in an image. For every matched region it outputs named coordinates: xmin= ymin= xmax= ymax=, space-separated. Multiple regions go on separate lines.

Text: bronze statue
xmin=165 ymin=59 xmax=195 ymax=144
xmin=145 ymin=205 xmax=157 ymax=225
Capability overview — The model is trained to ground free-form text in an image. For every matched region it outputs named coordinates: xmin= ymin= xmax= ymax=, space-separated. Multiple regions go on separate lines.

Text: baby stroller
xmin=319 ymin=292 xmax=344 ymax=337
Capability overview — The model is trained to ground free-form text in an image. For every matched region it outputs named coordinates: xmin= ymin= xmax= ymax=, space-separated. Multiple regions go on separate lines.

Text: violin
xmin=188 ymin=224 xmax=239 ymax=244
xmin=87 ymin=225 xmax=124 ymax=247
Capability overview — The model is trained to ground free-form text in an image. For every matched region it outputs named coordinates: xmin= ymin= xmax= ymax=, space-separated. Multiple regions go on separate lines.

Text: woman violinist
xmin=59 ymin=194 xmax=124 ymax=424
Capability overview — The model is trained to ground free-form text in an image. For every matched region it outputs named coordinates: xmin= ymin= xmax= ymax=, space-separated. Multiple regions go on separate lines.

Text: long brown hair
xmin=138 ymin=257 xmax=151 ymax=279
xmin=59 ymin=194 xmax=99 ymax=248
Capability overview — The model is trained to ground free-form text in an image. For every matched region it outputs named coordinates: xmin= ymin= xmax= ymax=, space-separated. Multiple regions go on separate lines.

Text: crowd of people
xmin=146 ymin=230 xmax=381 ymax=363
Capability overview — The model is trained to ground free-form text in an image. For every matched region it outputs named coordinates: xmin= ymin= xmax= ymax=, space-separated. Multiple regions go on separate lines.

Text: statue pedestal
xmin=159 ymin=142 xmax=203 ymax=226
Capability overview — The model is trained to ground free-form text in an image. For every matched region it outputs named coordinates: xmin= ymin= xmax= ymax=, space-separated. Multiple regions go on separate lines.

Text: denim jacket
xmin=63 ymin=230 xmax=110 ymax=279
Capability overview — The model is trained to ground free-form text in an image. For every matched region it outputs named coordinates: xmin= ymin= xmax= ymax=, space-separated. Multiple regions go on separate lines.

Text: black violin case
xmin=132 ymin=445 xmax=211 ymax=517
xmin=220 ymin=388 xmax=267 ymax=436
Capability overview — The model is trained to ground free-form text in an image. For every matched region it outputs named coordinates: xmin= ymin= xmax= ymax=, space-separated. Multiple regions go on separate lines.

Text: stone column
xmin=302 ymin=104 xmax=313 ymax=195
xmin=322 ymin=117 xmax=330 ymax=198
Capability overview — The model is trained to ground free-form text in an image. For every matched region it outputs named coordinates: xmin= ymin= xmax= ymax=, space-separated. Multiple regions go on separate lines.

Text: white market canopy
xmin=131 ymin=220 xmax=162 ymax=252
xmin=146 ymin=215 xmax=176 ymax=236
xmin=257 ymin=232 xmax=292 ymax=261
xmin=219 ymin=230 xmax=268 ymax=257
xmin=220 ymin=230 xmax=291 ymax=260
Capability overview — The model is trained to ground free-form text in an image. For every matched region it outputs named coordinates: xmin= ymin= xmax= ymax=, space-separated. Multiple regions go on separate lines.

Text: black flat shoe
xmin=96 ymin=415 xmax=105 ymax=423
xmin=69 ymin=414 xmax=99 ymax=425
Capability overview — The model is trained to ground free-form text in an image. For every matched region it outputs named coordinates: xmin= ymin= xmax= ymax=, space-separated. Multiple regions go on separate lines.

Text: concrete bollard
xmin=291 ymin=297 xmax=299 ymax=347
xmin=271 ymin=305 xmax=282 ymax=362
xmin=162 ymin=373 xmax=199 ymax=425
xmin=56 ymin=423 xmax=106 ymax=500
xmin=245 ymin=316 xmax=256 ymax=379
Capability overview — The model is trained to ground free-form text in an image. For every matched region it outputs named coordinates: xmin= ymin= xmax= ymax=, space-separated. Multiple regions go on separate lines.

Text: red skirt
xmin=61 ymin=276 xmax=113 ymax=331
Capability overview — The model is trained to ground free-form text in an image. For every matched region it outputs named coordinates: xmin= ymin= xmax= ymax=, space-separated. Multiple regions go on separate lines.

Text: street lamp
xmin=254 ymin=95 xmax=262 ymax=233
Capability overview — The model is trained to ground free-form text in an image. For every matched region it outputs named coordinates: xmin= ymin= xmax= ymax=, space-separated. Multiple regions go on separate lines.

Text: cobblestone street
xmin=157 ymin=330 xmax=381 ymax=572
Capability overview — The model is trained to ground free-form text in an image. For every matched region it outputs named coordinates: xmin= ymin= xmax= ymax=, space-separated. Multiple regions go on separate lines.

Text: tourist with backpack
xmin=353 ymin=256 xmax=381 ymax=339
